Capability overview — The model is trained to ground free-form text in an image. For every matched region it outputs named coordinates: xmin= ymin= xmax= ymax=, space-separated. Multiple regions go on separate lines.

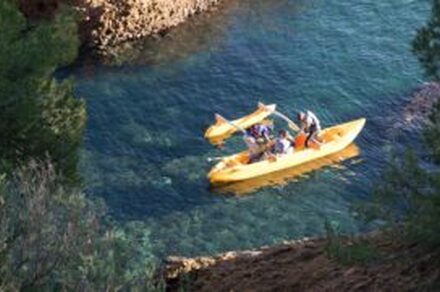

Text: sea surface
xmin=72 ymin=0 xmax=431 ymax=258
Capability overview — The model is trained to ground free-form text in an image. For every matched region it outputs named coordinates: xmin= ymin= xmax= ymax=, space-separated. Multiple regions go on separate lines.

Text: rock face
xmin=402 ymin=82 xmax=440 ymax=126
xmin=163 ymin=234 xmax=440 ymax=291
xmin=389 ymin=82 xmax=440 ymax=132
xmin=18 ymin=0 xmax=224 ymax=58
xmin=80 ymin=0 xmax=223 ymax=57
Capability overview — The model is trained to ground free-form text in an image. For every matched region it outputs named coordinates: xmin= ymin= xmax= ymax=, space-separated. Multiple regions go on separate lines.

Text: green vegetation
xmin=0 ymin=160 xmax=161 ymax=290
xmin=0 ymin=0 xmax=85 ymax=184
xmin=412 ymin=0 xmax=440 ymax=80
xmin=0 ymin=1 xmax=162 ymax=290
xmin=324 ymin=220 xmax=376 ymax=266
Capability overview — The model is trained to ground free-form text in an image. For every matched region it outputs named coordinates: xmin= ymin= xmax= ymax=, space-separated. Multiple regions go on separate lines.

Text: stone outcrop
xmin=80 ymin=0 xmax=223 ymax=57
xmin=402 ymin=82 xmax=440 ymax=126
xmin=18 ymin=0 xmax=224 ymax=58
xmin=163 ymin=234 xmax=440 ymax=291
xmin=389 ymin=82 xmax=440 ymax=133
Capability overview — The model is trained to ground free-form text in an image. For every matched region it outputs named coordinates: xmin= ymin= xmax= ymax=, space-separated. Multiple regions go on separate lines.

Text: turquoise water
xmin=73 ymin=0 xmax=430 ymax=258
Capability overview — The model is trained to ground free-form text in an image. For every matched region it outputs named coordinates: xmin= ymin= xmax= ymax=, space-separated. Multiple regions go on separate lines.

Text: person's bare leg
xmin=306 ymin=131 xmax=322 ymax=148
xmin=311 ymin=132 xmax=322 ymax=146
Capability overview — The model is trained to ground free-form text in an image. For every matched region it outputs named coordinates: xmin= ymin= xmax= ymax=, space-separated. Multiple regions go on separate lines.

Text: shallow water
xmin=73 ymin=0 xmax=430 ymax=258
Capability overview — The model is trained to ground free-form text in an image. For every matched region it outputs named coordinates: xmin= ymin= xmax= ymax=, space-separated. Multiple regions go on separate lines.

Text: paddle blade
xmin=288 ymin=122 xmax=300 ymax=132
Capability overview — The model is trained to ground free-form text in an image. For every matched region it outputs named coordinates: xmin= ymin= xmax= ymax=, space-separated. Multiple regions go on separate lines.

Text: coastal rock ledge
xmin=80 ymin=0 xmax=223 ymax=56
xmin=163 ymin=234 xmax=440 ymax=291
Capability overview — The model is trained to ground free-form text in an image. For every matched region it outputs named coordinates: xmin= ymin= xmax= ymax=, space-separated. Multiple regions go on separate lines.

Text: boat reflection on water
xmin=211 ymin=144 xmax=361 ymax=196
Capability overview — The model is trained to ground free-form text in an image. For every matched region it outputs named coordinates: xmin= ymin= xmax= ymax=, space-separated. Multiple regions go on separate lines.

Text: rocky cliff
xmin=80 ymin=0 xmax=223 ymax=57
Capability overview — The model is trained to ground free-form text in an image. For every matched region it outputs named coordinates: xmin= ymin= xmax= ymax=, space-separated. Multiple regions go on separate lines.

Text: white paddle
xmin=258 ymin=102 xmax=301 ymax=132
xmin=206 ymin=156 xmax=225 ymax=162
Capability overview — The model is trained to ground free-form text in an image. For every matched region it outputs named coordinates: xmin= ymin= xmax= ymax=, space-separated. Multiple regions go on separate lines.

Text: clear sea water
xmin=72 ymin=0 xmax=431 ymax=258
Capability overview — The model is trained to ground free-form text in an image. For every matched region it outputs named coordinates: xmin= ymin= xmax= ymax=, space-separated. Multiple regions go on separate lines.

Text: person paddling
xmin=298 ymin=110 xmax=322 ymax=148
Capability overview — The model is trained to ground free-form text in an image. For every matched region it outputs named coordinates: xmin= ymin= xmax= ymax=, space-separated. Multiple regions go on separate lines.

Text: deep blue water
xmin=72 ymin=0 xmax=430 ymax=258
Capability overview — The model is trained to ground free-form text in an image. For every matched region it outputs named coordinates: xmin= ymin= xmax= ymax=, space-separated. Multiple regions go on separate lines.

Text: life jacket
xmin=294 ymin=132 xmax=306 ymax=149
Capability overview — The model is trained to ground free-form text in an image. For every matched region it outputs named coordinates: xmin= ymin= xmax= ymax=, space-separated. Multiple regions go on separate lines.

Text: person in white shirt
xmin=272 ymin=129 xmax=294 ymax=155
xmin=298 ymin=110 xmax=322 ymax=148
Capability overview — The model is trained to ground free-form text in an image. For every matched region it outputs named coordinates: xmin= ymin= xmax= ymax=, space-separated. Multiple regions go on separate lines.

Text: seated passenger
xmin=272 ymin=129 xmax=294 ymax=155
xmin=244 ymin=123 xmax=273 ymax=163
xmin=247 ymin=123 xmax=272 ymax=143
xmin=244 ymin=133 xmax=263 ymax=162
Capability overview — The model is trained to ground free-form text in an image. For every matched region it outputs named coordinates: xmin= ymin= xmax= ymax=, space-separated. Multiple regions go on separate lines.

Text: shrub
xmin=0 ymin=160 xmax=162 ymax=290
xmin=324 ymin=220 xmax=376 ymax=266
xmin=0 ymin=0 xmax=86 ymax=184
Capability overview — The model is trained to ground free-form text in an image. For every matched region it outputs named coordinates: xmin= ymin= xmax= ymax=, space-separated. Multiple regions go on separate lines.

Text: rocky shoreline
xmin=80 ymin=0 xmax=223 ymax=58
xmin=20 ymin=0 xmax=224 ymax=58
xmin=163 ymin=232 xmax=439 ymax=291
xmin=402 ymin=82 xmax=440 ymax=126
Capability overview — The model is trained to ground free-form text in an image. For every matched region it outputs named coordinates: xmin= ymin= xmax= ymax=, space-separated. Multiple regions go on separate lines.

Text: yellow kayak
xmin=212 ymin=144 xmax=360 ymax=195
xmin=204 ymin=103 xmax=276 ymax=141
xmin=208 ymin=118 xmax=366 ymax=184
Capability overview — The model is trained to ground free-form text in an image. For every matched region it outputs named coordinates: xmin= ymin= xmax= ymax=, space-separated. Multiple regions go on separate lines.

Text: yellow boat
xmin=204 ymin=103 xmax=276 ymax=142
xmin=211 ymin=144 xmax=360 ymax=195
xmin=208 ymin=118 xmax=366 ymax=184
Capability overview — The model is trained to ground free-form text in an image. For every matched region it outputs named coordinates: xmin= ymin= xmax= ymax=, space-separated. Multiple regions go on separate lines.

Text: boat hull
xmin=212 ymin=143 xmax=360 ymax=195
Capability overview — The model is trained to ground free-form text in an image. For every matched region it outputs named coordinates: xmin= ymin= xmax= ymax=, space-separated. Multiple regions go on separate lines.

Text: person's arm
xmin=260 ymin=126 xmax=271 ymax=142
xmin=263 ymin=131 xmax=271 ymax=142
xmin=298 ymin=120 xmax=306 ymax=132
xmin=264 ymin=142 xmax=277 ymax=161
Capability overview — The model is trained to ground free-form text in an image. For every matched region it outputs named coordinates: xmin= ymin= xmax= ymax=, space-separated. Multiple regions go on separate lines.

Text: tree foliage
xmin=0 ymin=2 xmax=162 ymax=290
xmin=0 ymin=160 xmax=161 ymax=291
xmin=425 ymin=102 xmax=440 ymax=163
xmin=412 ymin=0 xmax=440 ymax=80
xmin=0 ymin=0 xmax=85 ymax=184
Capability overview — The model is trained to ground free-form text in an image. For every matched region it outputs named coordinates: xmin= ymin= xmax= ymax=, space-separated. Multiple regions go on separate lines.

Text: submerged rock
xmin=401 ymin=82 xmax=440 ymax=127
